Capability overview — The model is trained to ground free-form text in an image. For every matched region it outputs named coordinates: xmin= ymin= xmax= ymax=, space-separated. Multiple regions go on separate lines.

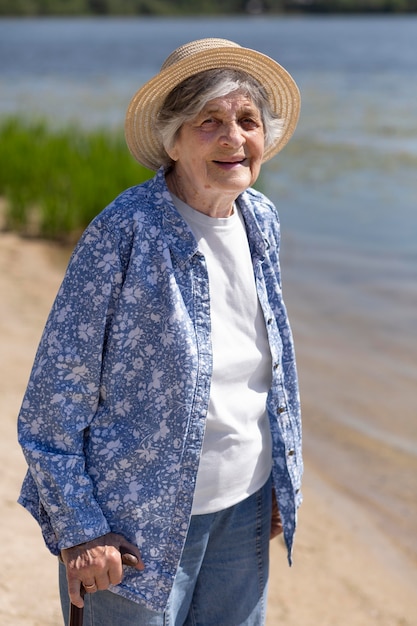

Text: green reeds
xmin=0 ymin=117 xmax=152 ymax=241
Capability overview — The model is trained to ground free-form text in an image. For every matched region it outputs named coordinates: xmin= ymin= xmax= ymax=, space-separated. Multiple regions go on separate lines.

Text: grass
xmin=0 ymin=117 xmax=152 ymax=241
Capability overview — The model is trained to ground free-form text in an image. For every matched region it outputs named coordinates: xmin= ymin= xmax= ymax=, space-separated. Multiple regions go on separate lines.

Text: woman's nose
xmin=219 ymin=122 xmax=244 ymax=147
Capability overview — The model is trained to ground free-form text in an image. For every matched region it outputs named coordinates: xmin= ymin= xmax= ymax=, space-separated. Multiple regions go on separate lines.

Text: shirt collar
xmin=148 ymin=168 xmax=268 ymax=265
xmin=148 ymin=168 xmax=200 ymax=267
xmin=237 ymin=192 xmax=269 ymax=262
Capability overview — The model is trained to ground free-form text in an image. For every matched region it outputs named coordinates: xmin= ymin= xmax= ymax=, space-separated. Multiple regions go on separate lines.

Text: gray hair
xmin=155 ymin=68 xmax=284 ymax=168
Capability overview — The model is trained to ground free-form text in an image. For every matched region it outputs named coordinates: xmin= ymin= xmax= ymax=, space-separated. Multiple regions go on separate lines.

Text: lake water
xmin=1 ymin=16 xmax=416 ymax=259
xmin=1 ymin=16 xmax=416 ymax=252
xmin=1 ymin=16 xmax=416 ymax=561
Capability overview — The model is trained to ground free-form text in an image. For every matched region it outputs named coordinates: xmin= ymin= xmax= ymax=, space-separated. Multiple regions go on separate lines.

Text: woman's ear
xmin=165 ymin=143 xmax=179 ymax=162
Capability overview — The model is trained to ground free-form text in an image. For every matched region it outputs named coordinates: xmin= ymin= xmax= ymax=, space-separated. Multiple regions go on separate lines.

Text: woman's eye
xmin=198 ymin=116 xmax=260 ymax=130
xmin=241 ymin=118 xmax=258 ymax=129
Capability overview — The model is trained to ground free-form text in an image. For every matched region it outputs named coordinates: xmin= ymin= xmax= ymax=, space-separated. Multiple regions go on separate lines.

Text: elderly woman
xmin=18 ymin=38 xmax=302 ymax=625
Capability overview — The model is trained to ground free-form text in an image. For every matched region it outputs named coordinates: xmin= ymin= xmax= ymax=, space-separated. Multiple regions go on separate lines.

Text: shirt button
xmin=273 ymin=362 xmax=280 ymax=370
xmin=267 ymin=318 xmax=273 ymax=325
xmin=288 ymin=449 xmax=295 ymax=456
xmin=277 ymin=406 xmax=286 ymax=414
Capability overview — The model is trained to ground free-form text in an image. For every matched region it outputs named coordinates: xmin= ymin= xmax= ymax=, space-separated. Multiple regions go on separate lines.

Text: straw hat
xmin=125 ymin=38 xmax=300 ymax=171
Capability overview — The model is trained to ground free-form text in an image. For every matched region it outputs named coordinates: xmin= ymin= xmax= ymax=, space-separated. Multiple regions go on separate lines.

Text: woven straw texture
xmin=125 ymin=38 xmax=300 ymax=171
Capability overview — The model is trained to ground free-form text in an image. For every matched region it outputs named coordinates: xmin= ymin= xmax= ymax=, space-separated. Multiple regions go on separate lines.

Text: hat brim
xmin=125 ymin=46 xmax=300 ymax=171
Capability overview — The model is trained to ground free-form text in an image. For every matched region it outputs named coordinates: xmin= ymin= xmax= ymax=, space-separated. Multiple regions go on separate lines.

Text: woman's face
xmin=167 ymin=91 xmax=265 ymax=216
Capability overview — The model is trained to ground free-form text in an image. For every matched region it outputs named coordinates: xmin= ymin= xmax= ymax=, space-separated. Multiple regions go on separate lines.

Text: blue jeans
xmin=59 ymin=476 xmax=272 ymax=625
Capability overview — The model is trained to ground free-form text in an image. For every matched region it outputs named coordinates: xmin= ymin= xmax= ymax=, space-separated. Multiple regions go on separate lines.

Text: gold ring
xmin=83 ymin=582 xmax=96 ymax=590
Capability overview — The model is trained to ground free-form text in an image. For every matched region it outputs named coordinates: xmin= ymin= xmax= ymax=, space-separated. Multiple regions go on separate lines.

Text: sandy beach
xmin=1 ymin=231 xmax=416 ymax=626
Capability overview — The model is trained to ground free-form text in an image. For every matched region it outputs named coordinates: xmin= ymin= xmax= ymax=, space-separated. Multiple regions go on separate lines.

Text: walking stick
xmin=69 ymin=587 xmax=84 ymax=626
xmin=68 ymin=551 xmax=139 ymax=626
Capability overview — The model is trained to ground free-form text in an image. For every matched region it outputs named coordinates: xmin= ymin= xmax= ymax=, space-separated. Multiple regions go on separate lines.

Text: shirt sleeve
xmin=17 ymin=222 xmax=124 ymax=550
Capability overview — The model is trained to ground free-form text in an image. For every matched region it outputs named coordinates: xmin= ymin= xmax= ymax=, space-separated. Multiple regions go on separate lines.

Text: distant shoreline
xmin=1 ymin=0 xmax=417 ymax=17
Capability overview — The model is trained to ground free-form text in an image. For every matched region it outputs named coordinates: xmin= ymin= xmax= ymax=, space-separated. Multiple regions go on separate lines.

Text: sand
xmin=0 ymin=231 xmax=416 ymax=625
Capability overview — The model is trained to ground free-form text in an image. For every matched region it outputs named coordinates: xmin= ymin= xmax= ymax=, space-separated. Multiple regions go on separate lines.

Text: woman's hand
xmin=61 ymin=532 xmax=144 ymax=608
xmin=270 ymin=490 xmax=283 ymax=539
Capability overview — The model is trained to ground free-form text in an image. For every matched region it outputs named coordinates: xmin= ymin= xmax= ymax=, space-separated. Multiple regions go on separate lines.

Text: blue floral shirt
xmin=18 ymin=167 xmax=303 ymax=612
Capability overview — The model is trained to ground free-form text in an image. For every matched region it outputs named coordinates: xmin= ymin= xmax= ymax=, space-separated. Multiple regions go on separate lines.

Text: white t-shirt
xmin=171 ymin=195 xmax=272 ymax=514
